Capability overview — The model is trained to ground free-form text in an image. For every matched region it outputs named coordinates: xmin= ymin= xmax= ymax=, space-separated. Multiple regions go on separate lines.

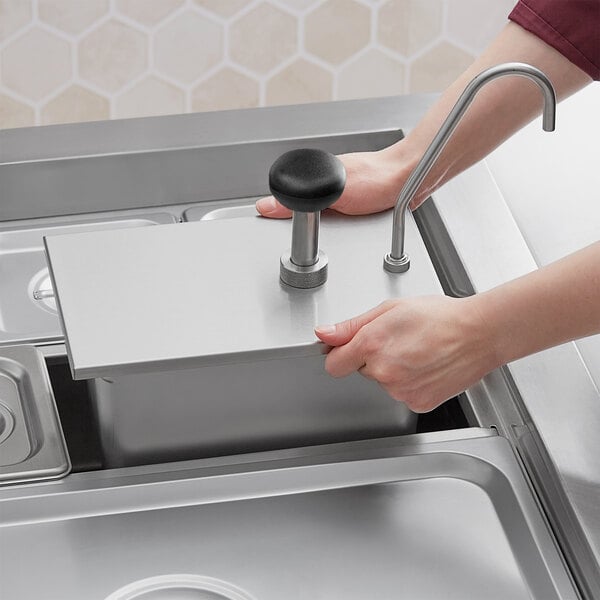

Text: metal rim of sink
xmin=104 ymin=574 xmax=256 ymax=600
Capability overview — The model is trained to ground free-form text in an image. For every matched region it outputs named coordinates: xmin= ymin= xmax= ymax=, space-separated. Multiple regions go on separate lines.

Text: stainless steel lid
xmin=43 ymin=210 xmax=443 ymax=380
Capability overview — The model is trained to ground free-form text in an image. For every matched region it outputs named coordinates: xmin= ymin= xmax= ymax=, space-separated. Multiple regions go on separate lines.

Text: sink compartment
xmin=88 ymin=354 xmax=418 ymax=467
xmin=45 ymin=356 xmax=467 ymax=472
xmin=0 ymin=345 xmax=69 ymax=484
xmin=0 ymin=433 xmax=579 ymax=599
xmin=0 ymin=212 xmax=176 ymax=346
xmin=44 ymin=208 xmax=443 ymax=467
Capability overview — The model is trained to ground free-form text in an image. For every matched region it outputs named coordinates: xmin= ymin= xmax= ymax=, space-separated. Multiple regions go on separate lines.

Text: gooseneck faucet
xmin=383 ymin=62 xmax=557 ymax=273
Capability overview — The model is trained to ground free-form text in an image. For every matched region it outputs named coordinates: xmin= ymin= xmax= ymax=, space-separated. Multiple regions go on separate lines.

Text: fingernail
xmin=256 ymin=197 xmax=277 ymax=213
xmin=315 ymin=324 xmax=336 ymax=335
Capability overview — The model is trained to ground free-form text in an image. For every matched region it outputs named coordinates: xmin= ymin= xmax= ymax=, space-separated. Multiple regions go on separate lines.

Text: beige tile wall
xmin=0 ymin=0 xmax=515 ymax=128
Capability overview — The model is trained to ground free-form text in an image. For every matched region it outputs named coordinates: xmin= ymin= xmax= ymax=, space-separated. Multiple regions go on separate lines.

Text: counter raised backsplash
xmin=0 ymin=89 xmax=597 ymax=599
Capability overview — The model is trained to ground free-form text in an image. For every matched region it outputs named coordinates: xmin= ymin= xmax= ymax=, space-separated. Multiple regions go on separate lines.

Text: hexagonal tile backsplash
xmin=0 ymin=0 xmax=515 ymax=128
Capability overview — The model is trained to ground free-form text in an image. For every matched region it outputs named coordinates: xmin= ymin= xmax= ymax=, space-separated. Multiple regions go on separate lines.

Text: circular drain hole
xmin=0 ymin=402 xmax=15 ymax=445
xmin=105 ymin=575 xmax=256 ymax=600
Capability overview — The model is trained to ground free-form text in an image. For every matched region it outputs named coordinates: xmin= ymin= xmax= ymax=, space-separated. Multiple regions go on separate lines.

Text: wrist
xmin=378 ymin=138 xmax=437 ymax=209
xmin=461 ymin=294 xmax=507 ymax=372
xmin=377 ymin=142 xmax=418 ymax=193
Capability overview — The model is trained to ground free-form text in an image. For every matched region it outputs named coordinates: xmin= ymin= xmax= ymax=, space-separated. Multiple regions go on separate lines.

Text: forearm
xmin=383 ymin=22 xmax=592 ymax=206
xmin=473 ymin=242 xmax=600 ymax=366
xmin=315 ymin=243 xmax=600 ymax=413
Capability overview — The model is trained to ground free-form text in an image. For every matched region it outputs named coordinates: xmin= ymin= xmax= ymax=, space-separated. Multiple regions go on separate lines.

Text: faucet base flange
xmin=383 ymin=253 xmax=410 ymax=273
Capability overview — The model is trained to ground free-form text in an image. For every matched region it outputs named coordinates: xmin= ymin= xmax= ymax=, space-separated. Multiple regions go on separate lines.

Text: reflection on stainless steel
xmin=384 ymin=62 xmax=556 ymax=273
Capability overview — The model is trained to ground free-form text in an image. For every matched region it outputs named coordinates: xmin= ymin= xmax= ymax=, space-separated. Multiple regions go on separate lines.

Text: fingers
xmin=255 ymin=197 xmax=293 ymax=219
xmin=315 ymin=302 xmax=397 ymax=378
xmin=314 ymin=301 xmax=393 ymax=347
xmin=323 ymin=341 xmax=368 ymax=378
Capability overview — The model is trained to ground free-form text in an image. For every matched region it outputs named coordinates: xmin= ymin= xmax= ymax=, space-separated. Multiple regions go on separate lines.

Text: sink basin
xmin=0 ymin=432 xmax=579 ymax=599
xmin=89 ymin=353 xmax=418 ymax=467
xmin=0 ymin=212 xmax=176 ymax=346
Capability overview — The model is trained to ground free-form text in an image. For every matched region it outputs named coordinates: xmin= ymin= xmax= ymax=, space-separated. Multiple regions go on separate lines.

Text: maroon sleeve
xmin=509 ymin=0 xmax=600 ymax=80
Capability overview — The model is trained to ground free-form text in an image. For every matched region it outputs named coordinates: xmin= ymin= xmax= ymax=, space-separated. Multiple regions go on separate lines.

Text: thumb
xmin=255 ymin=196 xmax=293 ymax=219
xmin=315 ymin=301 xmax=394 ymax=347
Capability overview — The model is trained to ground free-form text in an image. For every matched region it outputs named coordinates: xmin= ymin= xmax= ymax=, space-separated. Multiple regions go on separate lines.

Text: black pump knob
xmin=269 ymin=148 xmax=346 ymax=213
xmin=269 ymin=149 xmax=346 ymax=289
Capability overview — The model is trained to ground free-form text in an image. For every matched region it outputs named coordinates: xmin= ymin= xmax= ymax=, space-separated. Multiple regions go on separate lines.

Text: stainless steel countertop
xmin=486 ymin=85 xmax=600 ymax=389
xmin=432 ymin=83 xmax=600 ymax=593
xmin=1 ymin=91 xmax=598 ymax=594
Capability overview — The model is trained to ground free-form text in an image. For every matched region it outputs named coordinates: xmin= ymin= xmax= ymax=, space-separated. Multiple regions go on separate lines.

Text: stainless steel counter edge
xmin=0 ymin=427 xmax=494 ymax=496
xmin=432 ymin=160 xmax=600 ymax=596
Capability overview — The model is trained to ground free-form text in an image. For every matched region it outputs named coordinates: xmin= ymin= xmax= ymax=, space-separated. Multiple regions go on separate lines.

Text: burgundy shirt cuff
xmin=509 ymin=0 xmax=600 ymax=80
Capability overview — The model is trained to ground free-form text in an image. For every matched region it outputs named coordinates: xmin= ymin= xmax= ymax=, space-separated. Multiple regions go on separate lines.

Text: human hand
xmin=314 ymin=296 xmax=499 ymax=413
xmin=255 ymin=147 xmax=420 ymax=218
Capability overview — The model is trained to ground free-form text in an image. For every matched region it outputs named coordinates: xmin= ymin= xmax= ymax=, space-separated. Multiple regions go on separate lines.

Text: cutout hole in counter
xmin=46 ymin=356 xmax=469 ymax=472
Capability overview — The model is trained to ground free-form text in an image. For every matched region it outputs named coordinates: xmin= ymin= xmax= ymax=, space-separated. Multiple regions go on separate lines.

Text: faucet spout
xmin=383 ymin=62 xmax=556 ymax=273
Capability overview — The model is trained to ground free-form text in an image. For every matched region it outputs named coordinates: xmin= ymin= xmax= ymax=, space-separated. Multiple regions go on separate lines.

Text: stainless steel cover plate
xmin=0 ymin=345 xmax=70 ymax=484
xmin=45 ymin=211 xmax=442 ymax=379
xmin=0 ymin=434 xmax=578 ymax=599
